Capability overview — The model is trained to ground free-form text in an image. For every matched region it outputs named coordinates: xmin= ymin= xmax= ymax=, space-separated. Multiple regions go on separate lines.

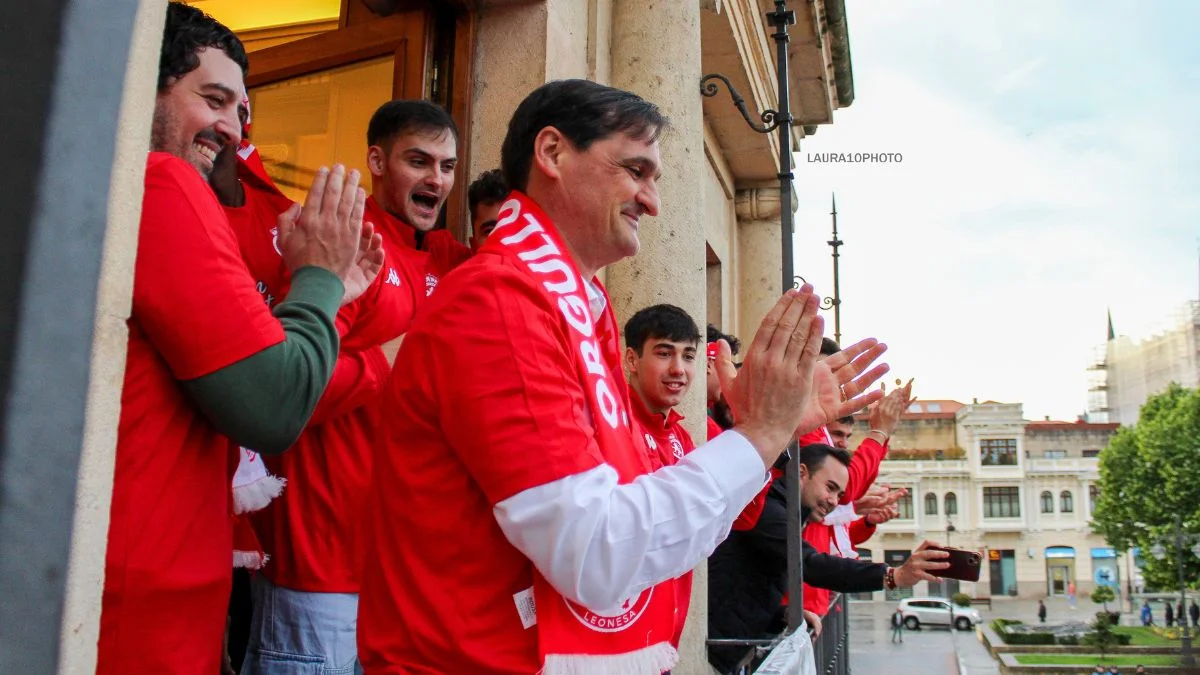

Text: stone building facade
xmin=852 ymin=400 xmax=1124 ymax=603
xmin=41 ymin=1 xmax=858 ymax=672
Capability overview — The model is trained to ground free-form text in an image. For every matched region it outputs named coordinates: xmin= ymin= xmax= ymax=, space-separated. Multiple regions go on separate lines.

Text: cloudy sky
xmin=792 ymin=0 xmax=1200 ymax=421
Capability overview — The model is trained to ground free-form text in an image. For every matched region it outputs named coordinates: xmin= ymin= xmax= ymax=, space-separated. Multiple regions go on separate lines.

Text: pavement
xmin=845 ymin=596 xmax=1114 ymax=674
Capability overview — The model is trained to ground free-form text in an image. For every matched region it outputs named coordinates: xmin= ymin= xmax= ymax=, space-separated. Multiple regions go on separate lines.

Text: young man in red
xmin=468 ymin=168 xmax=509 ymax=252
xmin=622 ymin=303 xmax=703 ymax=646
xmin=97 ymin=5 xmax=380 ymax=674
xmin=356 ymin=79 xmax=890 ymax=674
xmin=231 ymin=102 xmax=462 ymax=672
xmin=366 ymin=100 xmax=471 ymax=279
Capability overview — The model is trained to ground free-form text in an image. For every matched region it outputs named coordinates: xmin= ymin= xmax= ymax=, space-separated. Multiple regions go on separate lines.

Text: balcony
xmin=1026 ymin=458 xmax=1099 ymax=474
xmin=877 ymin=459 xmax=969 ymax=476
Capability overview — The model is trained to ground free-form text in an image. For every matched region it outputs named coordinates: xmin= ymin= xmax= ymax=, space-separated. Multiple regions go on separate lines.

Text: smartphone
xmin=927 ymin=546 xmax=982 ymax=582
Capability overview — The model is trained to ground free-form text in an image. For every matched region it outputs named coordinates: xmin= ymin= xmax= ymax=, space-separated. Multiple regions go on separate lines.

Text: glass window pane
xmin=248 ymin=56 xmax=394 ymax=203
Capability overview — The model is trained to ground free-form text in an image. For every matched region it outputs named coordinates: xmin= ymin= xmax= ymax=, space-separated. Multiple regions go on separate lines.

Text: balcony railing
xmin=878 ymin=459 xmax=969 ymax=475
xmin=707 ymin=593 xmax=848 ymax=675
xmin=1027 ymin=457 xmax=1099 ymax=473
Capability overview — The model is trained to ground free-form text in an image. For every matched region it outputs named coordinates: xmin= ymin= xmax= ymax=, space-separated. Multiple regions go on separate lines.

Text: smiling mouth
xmin=193 ymin=143 xmax=218 ymax=164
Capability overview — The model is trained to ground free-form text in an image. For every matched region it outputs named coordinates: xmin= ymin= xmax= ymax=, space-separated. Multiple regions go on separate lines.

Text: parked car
xmin=897 ymin=597 xmax=982 ymax=631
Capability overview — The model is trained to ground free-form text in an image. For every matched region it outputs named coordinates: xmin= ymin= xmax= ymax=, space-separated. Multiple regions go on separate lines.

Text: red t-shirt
xmin=628 ymin=387 xmax=697 ymax=646
xmin=231 ymin=193 xmax=431 ymax=592
xmin=359 ymin=254 xmax=622 ymax=674
xmin=97 ymin=153 xmax=286 ymax=674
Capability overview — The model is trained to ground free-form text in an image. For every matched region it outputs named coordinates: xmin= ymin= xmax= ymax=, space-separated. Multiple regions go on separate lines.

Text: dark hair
xmin=159 ymin=2 xmax=248 ymax=93
xmin=468 ymin=169 xmax=509 ymax=217
xmin=707 ymin=324 xmax=741 ymax=356
xmin=624 ymin=304 xmax=701 ymax=355
xmin=820 ymin=338 xmax=841 ymax=356
xmin=798 ymin=443 xmax=852 ymax=475
xmin=835 ymin=415 xmax=855 ymax=425
xmin=500 ymin=79 xmax=668 ymax=191
xmin=367 ymin=100 xmax=459 ymax=149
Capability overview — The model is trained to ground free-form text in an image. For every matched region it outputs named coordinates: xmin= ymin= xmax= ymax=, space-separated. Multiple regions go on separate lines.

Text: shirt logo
xmin=669 ymin=433 xmax=685 ymax=460
xmin=270 ymin=227 xmax=281 ymax=256
xmin=644 ymin=433 xmax=657 ymax=450
xmin=386 ymin=268 xmax=401 ymax=287
xmin=425 ymin=272 xmax=439 ymax=297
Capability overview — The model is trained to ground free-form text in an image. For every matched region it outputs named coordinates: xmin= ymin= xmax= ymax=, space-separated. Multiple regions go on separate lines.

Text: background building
xmin=853 ymin=399 xmax=1121 ymax=602
xmin=1088 ymin=301 xmax=1200 ymax=424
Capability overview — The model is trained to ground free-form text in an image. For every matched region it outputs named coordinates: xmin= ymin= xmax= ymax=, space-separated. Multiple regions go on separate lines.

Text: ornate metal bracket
xmin=792 ymin=276 xmax=837 ymax=310
xmin=700 ymin=74 xmax=782 ymax=134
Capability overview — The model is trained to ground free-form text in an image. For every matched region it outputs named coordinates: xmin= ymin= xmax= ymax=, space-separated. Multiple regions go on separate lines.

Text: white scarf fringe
xmin=541 ymin=643 xmax=677 ymax=675
xmin=232 ymin=474 xmax=286 ymax=515
xmin=233 ymin=550 xmax=270 ymax=570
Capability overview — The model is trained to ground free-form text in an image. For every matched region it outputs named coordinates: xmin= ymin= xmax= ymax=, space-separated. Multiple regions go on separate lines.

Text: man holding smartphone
xmin=708 ymin=443 xmax=950 ymax=674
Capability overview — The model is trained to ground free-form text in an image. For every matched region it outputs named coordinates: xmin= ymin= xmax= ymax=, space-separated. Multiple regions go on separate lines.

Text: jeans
xmin=241 ymin=575 xmax=361 ymax=675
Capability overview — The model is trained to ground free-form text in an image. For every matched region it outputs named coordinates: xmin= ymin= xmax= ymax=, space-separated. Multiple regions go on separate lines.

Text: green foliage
xmin=1090 ymin=585 xmax=1115 ymax=611
xmin=1082 ymin=613 xmax=1124 ymax=658
xmin=951 ymin=592 xmax=971 ymax=607
xmin=991 ymin=619 xmax=1056 ymax=645
xmin=1091 ymin=384 xmax=1200 ymax=590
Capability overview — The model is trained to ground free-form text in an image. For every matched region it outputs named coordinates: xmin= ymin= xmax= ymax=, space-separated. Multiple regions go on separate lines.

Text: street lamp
xmin=1146 ymin=514 xmax=1196 ymax=668
xmin=946 ymin=521 xmax=956 ymax=547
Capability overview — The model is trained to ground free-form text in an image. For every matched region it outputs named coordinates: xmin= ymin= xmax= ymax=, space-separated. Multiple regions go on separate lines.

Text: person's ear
xmin=367 ymin=145 xmax=387 ymax=178
xmin=624 ymin=346 xmax=639 ymax=374
xmin=531 ymin=127 xmax=569 ymax=181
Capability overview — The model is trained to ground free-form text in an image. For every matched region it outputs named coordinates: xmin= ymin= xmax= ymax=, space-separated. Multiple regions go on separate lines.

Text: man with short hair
xmin=365 ymin=100 xmax=471 ymax=278
xmin=468 ymin=168 xmax=508 ymax=251
xmin=98 ymin=4 xmax=379 ymax=673
xmin=826 ymin=415 xmax=854 ymax=448
xmin=357 ymin=79 xmax=889 ymax=674
xmin=623 ymin=303 xmax=703 ymax=647
xmin=708 ymin=444 xmax=949 ymax=674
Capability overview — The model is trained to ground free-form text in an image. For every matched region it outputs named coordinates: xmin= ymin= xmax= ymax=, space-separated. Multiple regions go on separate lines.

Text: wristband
xmin=869 ymin=429 xmax=891 ymax=444
xmin=885 ymin=566 xmax=897 ymax=590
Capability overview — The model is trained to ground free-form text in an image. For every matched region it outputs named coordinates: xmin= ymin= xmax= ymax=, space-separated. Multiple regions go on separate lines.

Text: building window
xmin=944 ymin=492 xmax=958 ymax=516
xmin=984 ymin=486 xmax=1021 ymax=518
xmin=980 ymin=438 xmax=1018 ymax=466
xmin=1083 ymin=449 xmax=1100 ymax=458
xmin=1040 ymin=491 xmax=1054 ymax=513
xmin=896 ymin=492 xmax=913 ymax=519
xmin=1060 ymin=491 xmax=1074 ymax=513
xmin=924 ymin=492 xmax=938 ymax=515
xmin=1044 ymin=450 xmax=1066 ymax=459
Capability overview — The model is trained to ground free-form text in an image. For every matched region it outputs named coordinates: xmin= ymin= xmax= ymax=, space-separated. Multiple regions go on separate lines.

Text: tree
xmin=1083 ymin=613 xmax=1121 ymax=659
xmin=1091 ymin=585 xmax=1115 ymax=612
xmin=1091 ymin=384 xmax=1200 ymax=591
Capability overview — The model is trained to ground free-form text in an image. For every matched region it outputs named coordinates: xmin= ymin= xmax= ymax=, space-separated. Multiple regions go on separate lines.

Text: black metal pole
xmin=766 ymin=0 xmax=803 ymax=634
xmin=828 ymin=194 xmax=843 ymax=345
xmin=1177 ymin=515 xmax=1195 ymax=666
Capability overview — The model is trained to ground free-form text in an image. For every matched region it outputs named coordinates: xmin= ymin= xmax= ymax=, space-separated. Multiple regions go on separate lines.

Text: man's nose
xmin=638 ymin=181 xmax=660 ymax=217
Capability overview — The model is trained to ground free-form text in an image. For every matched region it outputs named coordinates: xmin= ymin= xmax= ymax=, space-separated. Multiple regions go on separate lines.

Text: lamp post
xmin=700 ymin=0 xmax=806 ymax=633
xmin=946 ymin=520 xmax=956 ymax=547
xmin=1148 ymin=514 xmax=1197 ymax=667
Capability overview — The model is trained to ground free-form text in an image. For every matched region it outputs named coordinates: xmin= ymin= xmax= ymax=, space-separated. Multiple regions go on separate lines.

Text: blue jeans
xmin=241 ymin=575 xmax=361 ymax=675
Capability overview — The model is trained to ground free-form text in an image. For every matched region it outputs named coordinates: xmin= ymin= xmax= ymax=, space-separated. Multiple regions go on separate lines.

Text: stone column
xmin=736 ymin=186 xmax=785 ymax=347
xmin=606 ymin=2 xmax=710 ymax=672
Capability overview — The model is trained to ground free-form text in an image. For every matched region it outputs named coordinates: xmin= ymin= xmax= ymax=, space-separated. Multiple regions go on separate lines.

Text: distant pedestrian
xmin=1178 ymin=601 xmax=1185 ymax=627
xmin=1068 ymin=582 xmax=1077 ymax=609
xmin=1166 ymin=601 xmax=1175 ymax=627
xmin=1141 ymin=600 xmax=1154 ymax=626
xmin=1108 ymin=666 xmax=1122 ymax=674
xmin=1190 ymin=600 xmax=1199 ymax=628
xmin=1038 ymin=600 xmax=1047 ymax=623
xmin=891 ymin=608 xmax=905 ymax=644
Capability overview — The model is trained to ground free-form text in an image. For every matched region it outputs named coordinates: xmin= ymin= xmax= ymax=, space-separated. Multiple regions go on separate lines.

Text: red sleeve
xmin=732 ymin=484 xmax=769 ymax=531
xmin=849 ymin=516 xmax=876 ymax=545
xmin=843 ymin=436 xmax=887 ymax=503
xmin=308 ymin=346 xmax=390 ymax=425
xmin=420 ymin=263 xmax=603 ymax=504
xmin=706 ymin=416 xmax=722 ymax=441
xmin=134 ymin=154 xmax=285 ymax=380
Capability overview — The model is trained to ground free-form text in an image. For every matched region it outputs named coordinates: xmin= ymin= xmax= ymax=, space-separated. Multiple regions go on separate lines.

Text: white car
xmin=897 ymin=597 xmax=982 ymax=631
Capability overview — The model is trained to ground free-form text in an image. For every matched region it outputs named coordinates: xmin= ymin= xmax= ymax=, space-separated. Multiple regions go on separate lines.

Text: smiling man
xmin=623 ymin=304 xmax=702 ymax=647
xmin=97 ymin=4 xmax=379 ymax=674
xmin=356 ymin=79 xmax=891 ymax=674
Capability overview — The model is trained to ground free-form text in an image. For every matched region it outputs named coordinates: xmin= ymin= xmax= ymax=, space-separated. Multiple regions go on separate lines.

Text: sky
xmin=792 ymin=0 xmax=1200 ymax=422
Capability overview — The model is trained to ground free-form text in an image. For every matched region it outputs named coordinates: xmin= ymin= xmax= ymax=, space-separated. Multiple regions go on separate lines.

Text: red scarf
xmin=486 ymin=191 xmax=678 ymax=675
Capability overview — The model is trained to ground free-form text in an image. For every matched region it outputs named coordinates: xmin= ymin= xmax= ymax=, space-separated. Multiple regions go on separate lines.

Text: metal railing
xmin=706 ymin=593 xmax=850 ymax=674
